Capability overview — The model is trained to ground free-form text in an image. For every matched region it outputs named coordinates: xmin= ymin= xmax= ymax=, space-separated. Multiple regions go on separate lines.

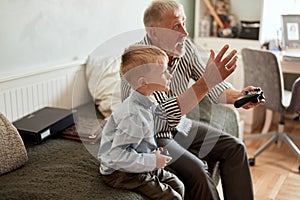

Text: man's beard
xmin=162 ymin=40 xmax=186 ymax=58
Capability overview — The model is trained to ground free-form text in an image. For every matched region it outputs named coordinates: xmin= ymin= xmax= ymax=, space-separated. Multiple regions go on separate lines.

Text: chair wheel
xmin=249 ymin=158 xmax=255 ymax=166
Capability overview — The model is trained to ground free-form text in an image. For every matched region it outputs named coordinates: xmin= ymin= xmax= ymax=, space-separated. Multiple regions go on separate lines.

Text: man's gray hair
xmin=143 ymin=0 xmax=182 ymax=27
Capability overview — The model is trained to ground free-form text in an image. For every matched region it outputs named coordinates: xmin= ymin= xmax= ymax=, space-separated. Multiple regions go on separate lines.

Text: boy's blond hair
xmin=121 ymin=44 xmax=168 ymax=89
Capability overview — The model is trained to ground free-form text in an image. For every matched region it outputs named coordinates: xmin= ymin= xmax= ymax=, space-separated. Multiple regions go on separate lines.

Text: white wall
xmin=230 ymin=0 xmax=262 ymax=21
xmin=0 ymin=0 xmax=151 ymax=81
xmin=177 ymin=0 xmax=195 ymax=38
xmin=260 ymin=0 xmax=300 ymax=42
xmin=230 ymin=0 xmax=300 ymax=43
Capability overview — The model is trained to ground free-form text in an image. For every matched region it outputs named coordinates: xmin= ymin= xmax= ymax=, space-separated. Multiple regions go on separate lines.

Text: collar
xmin=130 ymin=90 xmax=156 ymax=109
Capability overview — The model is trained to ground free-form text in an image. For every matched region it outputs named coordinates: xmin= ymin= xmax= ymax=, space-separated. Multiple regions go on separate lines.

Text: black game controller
xmin=161 ymin=148 xmax=170 ymax=156
xmin=234 ymin=89 xmax=265 ymax=108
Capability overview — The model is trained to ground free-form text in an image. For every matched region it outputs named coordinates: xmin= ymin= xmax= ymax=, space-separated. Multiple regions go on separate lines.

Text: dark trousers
xmin=157 ymin=120 xmax=254 ymax=200
xmin=102 ymin=169 xmax=185 ymax=200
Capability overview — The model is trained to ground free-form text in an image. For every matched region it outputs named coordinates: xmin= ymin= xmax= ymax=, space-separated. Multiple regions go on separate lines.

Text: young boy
xmin=98 ymin=44 xmax=185 ymax=200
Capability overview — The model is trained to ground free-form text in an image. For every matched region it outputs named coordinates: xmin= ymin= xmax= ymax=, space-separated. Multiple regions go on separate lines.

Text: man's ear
xmin=148 ymin=27 xmax=158 ymax=41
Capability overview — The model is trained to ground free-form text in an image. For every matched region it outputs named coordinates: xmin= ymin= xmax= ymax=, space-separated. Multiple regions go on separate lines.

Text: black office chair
xmin=241 ymin=48 xmax=300 ymax=172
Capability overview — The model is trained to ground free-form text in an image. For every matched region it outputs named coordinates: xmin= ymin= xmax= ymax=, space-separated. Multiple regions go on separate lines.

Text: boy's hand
xmin=155 ymin=149 xmax=172 ymax=169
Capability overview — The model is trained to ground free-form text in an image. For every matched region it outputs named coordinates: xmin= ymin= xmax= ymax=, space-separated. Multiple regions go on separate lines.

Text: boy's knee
xmin=170 ymin=190 xmax=184 ymax=200
xmin=171 ymin=175 xmax=185 ymax=199
xmin=178 ymin=181 xmax=185 ymax=199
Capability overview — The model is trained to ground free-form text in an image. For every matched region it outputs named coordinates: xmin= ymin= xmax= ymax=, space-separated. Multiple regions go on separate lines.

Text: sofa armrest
xmin=223 ymin=104 xmax=244 ymax=140
xmin=187 ymin=95 xmax=241 ymax=138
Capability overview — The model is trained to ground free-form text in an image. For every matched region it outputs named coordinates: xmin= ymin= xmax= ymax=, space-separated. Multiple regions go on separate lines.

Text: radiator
xmin=0 ymin=77 xmax=71 ymax=122
xmin=0 ymin=61 xmax=90 ymax=122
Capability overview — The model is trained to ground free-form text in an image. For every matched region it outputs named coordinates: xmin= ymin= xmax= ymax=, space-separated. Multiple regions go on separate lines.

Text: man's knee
xmin=234 ymin=137 xmax=247 ymax=152
xmin=229 ymin=137 xmax=248 ymax=160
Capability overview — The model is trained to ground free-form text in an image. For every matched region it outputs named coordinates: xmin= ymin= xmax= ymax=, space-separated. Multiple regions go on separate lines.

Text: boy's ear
xmin=138 ymin=77 xmax=147 ymax=87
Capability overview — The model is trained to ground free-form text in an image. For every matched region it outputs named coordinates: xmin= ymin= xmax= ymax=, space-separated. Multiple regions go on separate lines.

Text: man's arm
xmin=190 ymin=39 xmax=231 ymax=104
xmin=178 ymin=45 xmax=237 ymax=115
xmin=217 ymin=88 xmax=242 ymax=104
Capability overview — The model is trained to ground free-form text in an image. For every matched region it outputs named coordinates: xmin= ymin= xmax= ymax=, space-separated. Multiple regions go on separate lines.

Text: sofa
xmin=0 ymin=102 xmax=150 ymax=200
xmin=0 ymin=46 xmax=241 ymax=199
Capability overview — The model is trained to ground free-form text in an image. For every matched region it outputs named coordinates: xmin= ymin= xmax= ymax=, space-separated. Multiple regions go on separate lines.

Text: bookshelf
xmin=193 ymin=0 xmax=264 ymax=133
xmin=193 ymin=0 xmax=262 ymax=53
xmin=194 ymin=0 xmax=300 ymax=53
xmin=193 ymin=0 xmax=300 ymax=133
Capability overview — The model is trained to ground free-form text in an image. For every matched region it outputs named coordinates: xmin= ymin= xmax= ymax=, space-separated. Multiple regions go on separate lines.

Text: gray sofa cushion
xmin=0 ymin=138 xmax=148 ymax=199
xmin=187 ymin=95 xmax=239 ymax=137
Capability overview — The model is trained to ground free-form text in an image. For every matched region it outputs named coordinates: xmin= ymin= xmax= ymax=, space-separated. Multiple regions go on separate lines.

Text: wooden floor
xmin=243 ymin=118 xmax=300 ymax=200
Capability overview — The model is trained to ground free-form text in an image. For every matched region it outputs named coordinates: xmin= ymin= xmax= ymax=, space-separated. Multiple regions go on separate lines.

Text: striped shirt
xmin=121 ymin=36 xmax=231 ymax=138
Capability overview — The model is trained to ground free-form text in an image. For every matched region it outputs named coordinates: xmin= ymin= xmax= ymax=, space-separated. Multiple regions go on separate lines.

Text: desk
xmin=279 ymin=50 xmax=300 ymax=74
xmin=280 ymin=54 xmax=300 ymax=91
xmin=282 ymin=60 xmax=300 ymax=74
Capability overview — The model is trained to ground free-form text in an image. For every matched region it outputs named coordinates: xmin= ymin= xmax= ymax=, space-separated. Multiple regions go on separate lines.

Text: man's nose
xmin=179 ymin=25 xmax=188 ymax=37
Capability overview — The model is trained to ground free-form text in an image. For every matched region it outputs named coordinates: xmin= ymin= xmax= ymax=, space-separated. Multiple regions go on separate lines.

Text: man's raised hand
xmin=203 ymin=44 xmax=237 ymax=90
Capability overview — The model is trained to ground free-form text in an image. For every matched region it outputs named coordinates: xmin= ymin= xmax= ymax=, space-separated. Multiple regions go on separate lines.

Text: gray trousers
xmin=102 ymin=169 xmax=185 ymax=200
xmin=157 ymin=120 xmax=254 ymax=200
